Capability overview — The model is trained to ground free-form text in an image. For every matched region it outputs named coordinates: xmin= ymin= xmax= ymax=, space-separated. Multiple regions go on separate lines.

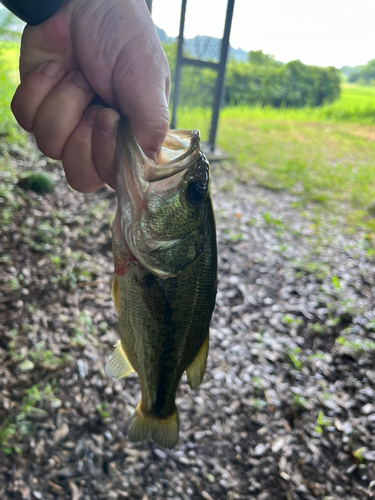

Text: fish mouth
xmin=116 ymin=120 xmax=203 ymax=278
xmin=144 ymin=129 xmax=201 ymax=183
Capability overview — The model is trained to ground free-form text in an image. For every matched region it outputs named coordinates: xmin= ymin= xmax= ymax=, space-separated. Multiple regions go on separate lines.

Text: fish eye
xmin=186 ymin=179 xmax=207 ymax=204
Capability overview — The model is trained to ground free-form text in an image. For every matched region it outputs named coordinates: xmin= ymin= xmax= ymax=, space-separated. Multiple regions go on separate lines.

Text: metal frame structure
xmin=171 ymin=0 xmax=235 ymax=152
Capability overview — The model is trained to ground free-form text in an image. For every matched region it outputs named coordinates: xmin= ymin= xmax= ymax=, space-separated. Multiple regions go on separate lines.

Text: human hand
xmin=11 ymin=0 xmax=170 ymax=192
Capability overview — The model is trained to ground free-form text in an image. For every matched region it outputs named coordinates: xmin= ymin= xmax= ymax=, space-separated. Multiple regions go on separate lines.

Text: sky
xmin=152 ymin=0 xmax=375 ymax=68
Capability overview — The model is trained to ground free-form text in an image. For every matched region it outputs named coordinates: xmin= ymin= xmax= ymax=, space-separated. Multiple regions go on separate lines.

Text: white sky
xmin=152 ymin=0 xmax=375 ymax=68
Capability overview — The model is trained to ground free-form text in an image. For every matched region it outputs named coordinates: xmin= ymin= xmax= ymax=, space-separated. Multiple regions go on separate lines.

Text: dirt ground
xmin=1 ymin=139 xmax=375 ymax=500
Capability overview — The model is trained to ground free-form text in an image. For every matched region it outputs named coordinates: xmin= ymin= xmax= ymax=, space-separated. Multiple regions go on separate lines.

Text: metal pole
xmin=208 ymin=0 xmax=235 ymax=152
xmin=145 ymin=0 xmax=153 ymax=14
xmin=170 ymin=0 xmax=187 ymax=129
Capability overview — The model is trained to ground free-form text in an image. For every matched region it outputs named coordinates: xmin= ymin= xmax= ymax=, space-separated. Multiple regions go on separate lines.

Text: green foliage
xmin=341 ymin=64 xmax=365 ymax=80
xmin=0 ymin=8 xmax=23 ymax=41
xmin=0 ymin=40 xmax=23 ymax=141
xmin=225 ymin=58 xmax=341 ymax=108
xmin=164 ymin=44 xmax=340 ymax=111
xmin=248 ymin=50 xmax=280 ymax=67
xmin=18 ymin=171 xmax=56 ymax=193
xmin=348 ymin=59 xmax=375 ymax=85
xmin=286 ymin=347 xmax=303 ymax=370
xmin=0 ymin=382 xmax=60 ymax=454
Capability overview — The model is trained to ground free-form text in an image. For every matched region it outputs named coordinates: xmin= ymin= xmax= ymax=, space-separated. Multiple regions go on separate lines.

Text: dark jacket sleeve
xmin=0 ymin=0 xmax=65 ymax=25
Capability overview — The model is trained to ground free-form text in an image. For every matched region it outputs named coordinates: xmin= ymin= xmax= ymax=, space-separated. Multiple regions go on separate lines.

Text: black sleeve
xmin=0 ymin=0 xmax=65 ymax=25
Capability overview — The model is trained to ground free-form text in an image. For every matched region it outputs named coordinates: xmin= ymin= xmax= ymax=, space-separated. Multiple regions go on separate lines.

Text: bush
xmin=225 ymin=59 xmax=341 ymax=108
xmin=348 ymin=59 xmax=375 ymax=85
xmin=163 ymin=43 xmax=341 ymax=110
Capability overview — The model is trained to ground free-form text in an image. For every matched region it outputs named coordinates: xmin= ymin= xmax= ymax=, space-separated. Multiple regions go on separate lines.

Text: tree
xmin=248 ymin=50 xmax=281 ymax=67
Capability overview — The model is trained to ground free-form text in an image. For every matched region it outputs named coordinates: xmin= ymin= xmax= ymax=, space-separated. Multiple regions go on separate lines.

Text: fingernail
xmin=72 ymin=70 xmax=91 ymax=91
xmin=95 ymin=111 xmax=115 ymax=136
xmin=42 ymin=60 xmax=64 ymax=78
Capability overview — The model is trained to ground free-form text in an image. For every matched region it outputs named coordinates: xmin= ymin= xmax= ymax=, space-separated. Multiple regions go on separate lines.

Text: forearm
xmin=0 ymin=0 xmax=65 ymax=25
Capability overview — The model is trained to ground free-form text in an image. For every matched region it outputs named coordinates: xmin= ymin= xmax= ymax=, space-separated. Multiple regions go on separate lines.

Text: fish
xmin=106 ymin=118 xmax=217 ymax=449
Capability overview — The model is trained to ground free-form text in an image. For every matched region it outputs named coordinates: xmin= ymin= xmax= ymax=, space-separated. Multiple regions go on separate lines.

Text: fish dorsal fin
xmin=186 ymin=333 xmax=209 ymax=389
xmin=111 ymin=274 xmax=120 ymax=315
xmin=140 ymin=273 xmax=172 ymax=324
xmin=106 ymin=340 xmax=134 ymax=379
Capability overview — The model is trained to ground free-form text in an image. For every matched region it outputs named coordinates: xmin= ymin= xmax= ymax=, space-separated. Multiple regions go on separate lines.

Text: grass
xmin=218 ymin=101 xmax=375 ymax=209
xmin=1 ymin=39 xmax=375 ymax=232
xmin=177 ymin=85 xmax=375 ymax=233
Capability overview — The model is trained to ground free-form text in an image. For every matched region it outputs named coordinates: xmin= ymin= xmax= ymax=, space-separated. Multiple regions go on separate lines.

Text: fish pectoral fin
xmin=111 ymin=274 xmax=120 ymax=315
xmin=140 ymin=273 xmax=172 ymax=324
xmin=128 ymin=402 xmax=179 ymax=449
xmin=186 ymin=333 xmax=209 ymax=389
xmin=105 ymin=340 xmax=134 ymax=379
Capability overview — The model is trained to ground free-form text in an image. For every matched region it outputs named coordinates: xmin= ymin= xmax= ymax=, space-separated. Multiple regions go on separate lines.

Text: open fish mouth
xmin=148 ymin=129 xmax=201 ymax=181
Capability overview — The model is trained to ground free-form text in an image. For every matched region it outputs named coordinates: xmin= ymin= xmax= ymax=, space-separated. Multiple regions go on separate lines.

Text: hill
xmin=156 ymin=26 xmax=248 ymax=62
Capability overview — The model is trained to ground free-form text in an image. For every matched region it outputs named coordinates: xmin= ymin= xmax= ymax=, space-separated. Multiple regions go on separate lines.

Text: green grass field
xmin=1 ymin=40 xmax=375 ymax=235
xmin=177 ymin=86 xmax=375 ymax=234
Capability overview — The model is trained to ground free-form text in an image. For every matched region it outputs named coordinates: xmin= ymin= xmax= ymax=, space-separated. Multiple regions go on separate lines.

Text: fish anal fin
xmin=111 ymin=274 xmax=120 ymax=315
xmin=128 ymin=402 xmax=179 ymax=449
xmin=186 ymin=334 xmax=209 ymax=389
xmin=105 ymin=340 xmax=134 ymax=379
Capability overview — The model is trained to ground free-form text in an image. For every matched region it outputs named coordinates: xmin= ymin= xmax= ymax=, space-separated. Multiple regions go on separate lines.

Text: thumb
xmin=113 ymin=34 xmax=171 ymax=160
xmin=71 ymin=0 xmax=170 ymax=160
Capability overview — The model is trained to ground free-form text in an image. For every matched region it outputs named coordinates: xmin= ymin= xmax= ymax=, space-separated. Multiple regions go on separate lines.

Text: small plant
xmin=331 ymin=275 xmax=341 ymax=290
xmin=286 ymin=347 xmax=303 ymax=370
xmin=18 ymin=171 xmax=56 ymax=194
xmin=311 ymin=323 xmax=326 ymax=335
xmin=282 ymin=314 xmax=303 ymax=327
xmin=292 ymin=394 xmax=311 ymax=411
xmin=96 ymin=402 xmax=110 ymax=419
xmin=337 ymin=336 xmax=375 ymax=354
xmin=262 ymin=212 xmax=284 ymax=227
xmin=315 ymin=411 xmax=333 ymax=434
xmin=352 ymin=447 xmax=365 ymax=464
xmin=0 ymin=382 xmax=60 ymax=454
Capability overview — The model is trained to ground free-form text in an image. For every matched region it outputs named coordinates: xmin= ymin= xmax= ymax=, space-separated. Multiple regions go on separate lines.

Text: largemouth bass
xmin=106 ymin=118 xmax=217 ymax=449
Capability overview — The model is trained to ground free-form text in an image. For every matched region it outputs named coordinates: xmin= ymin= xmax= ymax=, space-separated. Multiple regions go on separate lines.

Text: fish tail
xmin=128 ymin=402 xmax=179 ymax=449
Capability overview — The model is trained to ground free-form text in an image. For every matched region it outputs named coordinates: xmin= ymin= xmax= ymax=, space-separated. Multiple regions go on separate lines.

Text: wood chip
xmin=68 ymin=480 xmax=80 ymax=500
xmin=48 ymin=481 xmax=64 ymax=495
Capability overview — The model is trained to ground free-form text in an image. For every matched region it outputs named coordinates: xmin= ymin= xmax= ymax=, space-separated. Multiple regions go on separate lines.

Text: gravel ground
xmin=1 ymin=142 xmax=375 ymax=500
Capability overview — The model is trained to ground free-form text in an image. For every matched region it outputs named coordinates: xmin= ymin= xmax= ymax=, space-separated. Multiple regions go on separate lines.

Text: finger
xmin=113 ymin=43 xmax=170 ymax=161
xmin=92 ymin=108 xmax=120 ymax=190
xmin=62 ymin=106 xmax=105 ymax=193
xmin=33 ymin=70 xmax=95 ymax=159
xmin=11 ymin=60 xmax=66 ymax=132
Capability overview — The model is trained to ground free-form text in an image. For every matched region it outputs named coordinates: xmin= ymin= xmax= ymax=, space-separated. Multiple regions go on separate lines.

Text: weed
xmin=337 ymin=336 xmax=375 ymax=354
xmin=286 ymin=347 xmax=303 ymax=370
xmin=96 ymin=402 xmax=110 ymax=419
xmin=18 ymin=171 xmax=56 ymax=193
xmin=292 ymin=394 xmax=311 ymax=411
xmin=311 ymin=323 xmax=326 ymax=335
xmin=282 ymin=314 xmax=303 ymax=327
xmin=262 ymin=212 xmax=285 ymax=227
xmin=0 ymin=382 xmax=60 ymax=454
